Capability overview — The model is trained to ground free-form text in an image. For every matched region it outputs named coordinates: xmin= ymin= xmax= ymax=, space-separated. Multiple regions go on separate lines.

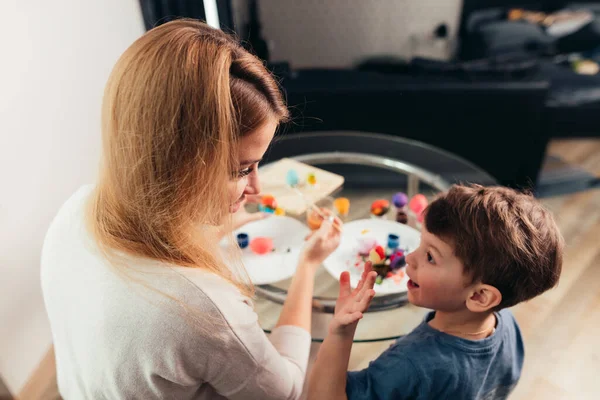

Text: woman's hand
xmin=219 ymin=195 xmax=269 ymax=239
xmin=299 ymin=219 xmax=342 ymax=271
xmin=330 ymin=262 xmax=377 ymax=336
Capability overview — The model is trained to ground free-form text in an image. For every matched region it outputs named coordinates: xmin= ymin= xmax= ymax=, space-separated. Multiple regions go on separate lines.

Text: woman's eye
xmin=426 ymin=251 xmax=435 ymax=264
xmin=238 ymin=166 xmax=254 ymax=178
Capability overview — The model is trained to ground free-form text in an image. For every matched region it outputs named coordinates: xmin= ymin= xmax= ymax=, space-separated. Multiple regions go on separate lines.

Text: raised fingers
xmin=354 ymin=262 xmax=373 ymax=293
xmin=358 ymin=288 xmax=376 ymax=310
xmin=356 ymin=271 xmax=377 ymax=303
xmin=339 ymin=271 xmax=352 ymax=298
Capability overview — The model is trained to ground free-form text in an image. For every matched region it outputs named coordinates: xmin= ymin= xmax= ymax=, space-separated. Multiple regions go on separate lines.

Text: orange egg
xmin=371 ymin=199 xmax=390 ymax=216
xmin=261 ymin=195 xmax=277 ymax=210
xmin=333 ymin=197 xmax=350 ymax=216
xmin=306 ymin=207 xmax=333 ymax=230
xmin=307 ymin=209 xmax=324 ymax=230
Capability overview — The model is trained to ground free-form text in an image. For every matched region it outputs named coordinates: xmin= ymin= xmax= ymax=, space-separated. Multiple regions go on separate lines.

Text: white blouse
xmin=41 ymin=185 xmax=311 ymax=399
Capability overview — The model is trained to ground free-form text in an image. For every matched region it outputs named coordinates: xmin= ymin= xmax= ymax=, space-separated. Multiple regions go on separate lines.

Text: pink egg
xmin=356 ymin=234 xmax=378 ymax=255
xmin=409 ymin=194 xmax=428 ymax=215
xmin=249 ymin=237 xmax=274 ymax=255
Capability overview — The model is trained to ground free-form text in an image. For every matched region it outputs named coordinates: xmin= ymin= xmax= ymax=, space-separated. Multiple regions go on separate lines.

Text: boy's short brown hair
xmin=424 ymin=184 xmax=564 ymax=309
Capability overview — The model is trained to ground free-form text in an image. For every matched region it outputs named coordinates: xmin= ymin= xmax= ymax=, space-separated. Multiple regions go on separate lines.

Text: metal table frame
xmin=255 ymin=151 xmax=451 ymax=313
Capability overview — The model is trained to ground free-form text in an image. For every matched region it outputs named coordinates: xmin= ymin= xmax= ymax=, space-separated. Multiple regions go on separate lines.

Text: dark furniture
xmin=279 ymin=69 xmax=549 ymax=190
xmin=137 ymin=0 xmax=581 ymax=191
xmin=458 ymin=0 xmax=600 ymax=138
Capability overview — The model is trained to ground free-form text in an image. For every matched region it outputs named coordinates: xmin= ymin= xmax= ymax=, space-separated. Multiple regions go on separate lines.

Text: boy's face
xmin=405 ymin=226 xmax=474 ymax=311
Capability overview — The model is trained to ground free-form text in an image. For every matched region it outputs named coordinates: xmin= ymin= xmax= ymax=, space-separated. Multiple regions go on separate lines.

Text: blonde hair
xmin=88 ymin=19 xmax=289 ymax=297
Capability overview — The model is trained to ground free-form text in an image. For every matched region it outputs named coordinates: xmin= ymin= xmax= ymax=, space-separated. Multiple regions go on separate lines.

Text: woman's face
xmin=228 ymin=119 xmax=278 ymax=213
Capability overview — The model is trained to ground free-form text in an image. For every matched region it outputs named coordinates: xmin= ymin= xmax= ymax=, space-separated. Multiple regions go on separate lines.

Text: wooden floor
xmin=0 ymin=377 xmax=12 ymax=400
xmin=17 ymin=139 xmax=600 ymax=400
xmin=510 ymin=140 xmax=600 ymax=400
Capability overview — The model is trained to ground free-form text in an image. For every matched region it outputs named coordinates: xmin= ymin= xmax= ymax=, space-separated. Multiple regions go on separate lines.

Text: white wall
xmin=232 ymin=0 xmax=463 ymax=68
xmin=0 ymin=0 xmax=145 ymax=394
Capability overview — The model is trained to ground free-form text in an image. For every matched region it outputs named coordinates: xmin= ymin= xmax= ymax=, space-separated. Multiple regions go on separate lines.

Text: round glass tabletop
xmin=253 ymin=132 xmax=496 ymax=342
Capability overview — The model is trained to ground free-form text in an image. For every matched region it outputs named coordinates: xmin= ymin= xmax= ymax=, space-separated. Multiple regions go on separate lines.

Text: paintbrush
xmin=288 ymin=186 xmax=342 ymax=232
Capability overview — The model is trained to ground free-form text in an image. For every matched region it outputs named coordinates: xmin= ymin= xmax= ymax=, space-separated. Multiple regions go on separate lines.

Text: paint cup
xmin=387 ymin=234 xmax=400 ymax=250
xmin=236 ymin=233 xmax=250 ymax=249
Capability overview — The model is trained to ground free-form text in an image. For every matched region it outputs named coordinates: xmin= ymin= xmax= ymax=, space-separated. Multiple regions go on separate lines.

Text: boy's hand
xmin=330 ymin=262 xmax=377 ymax=336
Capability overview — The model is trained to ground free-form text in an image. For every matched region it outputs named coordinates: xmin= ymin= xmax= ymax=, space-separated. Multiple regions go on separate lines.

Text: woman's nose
xmin=245 ymin=170 xmax=261 ymax=195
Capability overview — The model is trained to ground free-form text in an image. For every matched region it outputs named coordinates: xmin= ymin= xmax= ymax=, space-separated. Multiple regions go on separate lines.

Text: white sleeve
xmin=174 ymin=268 xmax=312 ymax=400
xmin=221 ymin=321 xmax=311 ymax=400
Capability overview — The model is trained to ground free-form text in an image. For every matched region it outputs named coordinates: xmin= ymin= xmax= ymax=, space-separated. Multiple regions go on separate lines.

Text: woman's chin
xmin=229 ymin=202 xmax=241 ymax=213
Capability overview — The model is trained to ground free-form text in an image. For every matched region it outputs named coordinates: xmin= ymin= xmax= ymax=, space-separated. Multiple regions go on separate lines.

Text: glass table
xmin=254 ymin=132 xmax=497 ymax=342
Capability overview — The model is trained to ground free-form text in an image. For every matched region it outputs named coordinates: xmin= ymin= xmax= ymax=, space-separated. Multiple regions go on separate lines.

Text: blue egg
xmin=286 ymin=169 xmax=299 ymax=187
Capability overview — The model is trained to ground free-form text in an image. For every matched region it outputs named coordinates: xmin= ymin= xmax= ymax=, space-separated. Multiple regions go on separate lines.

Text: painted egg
xmin=357 ymin=232 xmax=378 ymax=255
xmin=286 ymin=169 xmax=299 ymax=187
xmin=249 ymin=237 xmax=274 ymax=255
xmin=333 ymin=197 xmax=350 ymax=216
xmin=274 ymin=207 xmax=285 ymax=216
xmin=390 ymin=251 xmax=406 ymax=269
xmin=392 ymin=192 xmax=408 ymax=208
xmin=371 ymin=199 xmax=390 ymax=216
xmin=261 ymin=195 xmax=277 ymax=210
xmin=409 ymin=194 xmax=428 ymax=215
xmin=369 ymin=245 xmax=386 ymax=263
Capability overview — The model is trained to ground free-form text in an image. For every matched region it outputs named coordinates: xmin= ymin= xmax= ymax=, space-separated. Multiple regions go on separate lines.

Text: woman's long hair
xmin=88 ymin=19 xmax=289 ymax=297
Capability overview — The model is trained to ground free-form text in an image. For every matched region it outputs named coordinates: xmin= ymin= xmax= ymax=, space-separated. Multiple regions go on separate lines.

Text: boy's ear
xmin=466 ymin=284 xmax=502 ymax=312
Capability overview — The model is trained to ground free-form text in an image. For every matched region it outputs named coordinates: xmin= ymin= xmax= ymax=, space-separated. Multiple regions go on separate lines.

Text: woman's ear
xmin=466 ymin=284 xmax=502 ymax=312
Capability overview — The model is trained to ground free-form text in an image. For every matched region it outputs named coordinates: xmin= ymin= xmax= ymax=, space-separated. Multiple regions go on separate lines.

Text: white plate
xmin=323 ymin=218 xmax=421 ymax=295
xmin=222 ymin=216 xmax=310 ymax=285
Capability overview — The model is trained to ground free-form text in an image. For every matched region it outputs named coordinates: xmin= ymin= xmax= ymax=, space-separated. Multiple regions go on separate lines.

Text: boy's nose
xmin=405 ymin=251 xmax=416 ymax=268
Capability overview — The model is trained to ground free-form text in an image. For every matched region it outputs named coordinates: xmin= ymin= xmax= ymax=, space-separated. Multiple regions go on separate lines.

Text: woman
xmin=41 ymin=19 xmax=341 ymax=399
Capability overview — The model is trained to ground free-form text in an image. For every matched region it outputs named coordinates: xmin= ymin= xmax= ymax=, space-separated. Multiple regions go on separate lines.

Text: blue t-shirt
xmin=346 ymin=309 xmax=524 ymax=400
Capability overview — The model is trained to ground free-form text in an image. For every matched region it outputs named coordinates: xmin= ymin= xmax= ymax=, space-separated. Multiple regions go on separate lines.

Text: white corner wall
xmin=232 ymin=0 xmax=464 ymax=68
xmin=0 ymin=0 xmax=145 ymax=394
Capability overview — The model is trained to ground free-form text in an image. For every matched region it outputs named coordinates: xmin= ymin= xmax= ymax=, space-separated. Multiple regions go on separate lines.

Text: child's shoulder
xmin=498 ymin=308 xmax=518 ymax=323
xmin=388 ymin=309 xmax=522 ymax=362
xmin=347 ymin=310 xmax=524 ymax=399
xmin=383 ymin=313 xmax=447 ymax=362
xmin=497 ymin=309 xmax=522 ymax=337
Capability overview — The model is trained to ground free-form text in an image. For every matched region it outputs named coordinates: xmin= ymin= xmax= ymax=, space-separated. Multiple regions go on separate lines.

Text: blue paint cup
xmin=237 ymin=233 xmax=250 ymax=249
xmin=387 ymin=234 xmax=400 ymax=250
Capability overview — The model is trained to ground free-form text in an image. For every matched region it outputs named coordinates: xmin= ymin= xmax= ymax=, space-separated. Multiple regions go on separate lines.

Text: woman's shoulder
xmin=168 ymin=266 xmax=258 ymax=327
xmin=54 ymin=184 xmax=95 ymax=219
xmin=43 ymin=184 xmax=95 ymax=246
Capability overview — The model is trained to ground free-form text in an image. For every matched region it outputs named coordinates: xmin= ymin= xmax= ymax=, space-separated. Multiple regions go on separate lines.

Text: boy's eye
xmin=426 ymin=251 xmax=435 ymax=264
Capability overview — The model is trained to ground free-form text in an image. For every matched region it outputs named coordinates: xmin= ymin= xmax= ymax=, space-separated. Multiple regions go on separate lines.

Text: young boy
xmin=308 ymin=184 xmax=564 ymax=400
